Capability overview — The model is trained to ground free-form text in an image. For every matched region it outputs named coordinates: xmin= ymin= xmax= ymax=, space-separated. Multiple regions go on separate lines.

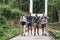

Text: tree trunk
xmin=59 ymin=14 xmax=60 ymax=22
xmin=3 ymin=0 xmax=5 ymax=4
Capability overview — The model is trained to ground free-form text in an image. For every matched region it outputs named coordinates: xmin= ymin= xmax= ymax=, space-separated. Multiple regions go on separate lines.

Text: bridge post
xmin=29 ymin=0 xmax=48 ymax=16
xmin=29 ymin=0 xmax=33 ymax=14
xmin=45 ymin=0 xmax=48 ymax=16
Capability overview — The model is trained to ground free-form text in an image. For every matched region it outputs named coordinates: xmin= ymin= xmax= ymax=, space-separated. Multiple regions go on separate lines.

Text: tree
xmin=3 ymin=0 xmax=8 ymax=4
xmin=53 ymin=6 xmax=59 ymax=22
xmin=33 ymin=0 xmax=45 ymax=13
xmin=48 ymin=0 xmax=59 ymax=22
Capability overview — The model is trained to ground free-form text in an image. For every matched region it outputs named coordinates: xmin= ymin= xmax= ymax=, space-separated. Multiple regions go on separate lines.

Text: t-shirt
xmin=27 ymin=16 xmax=32 ymax=23
xmin=41 ymin=15 xmax=47 ymax=24
xmin=20 ymin=16 xmax=27 ymax=22
xmin=34 ymin=16 xmax=40 ymax=23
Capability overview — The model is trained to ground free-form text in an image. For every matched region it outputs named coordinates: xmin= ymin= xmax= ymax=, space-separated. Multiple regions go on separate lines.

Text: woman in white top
xmin=40 ymin=13 xmax=49 ymax=36
xmin=20 ymin=13 xmax=27 ymax=36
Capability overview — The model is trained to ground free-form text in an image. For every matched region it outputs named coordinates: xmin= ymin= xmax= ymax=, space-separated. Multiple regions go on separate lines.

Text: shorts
xmin=34 ymin=23 xmax=39 ymax=28
xmin=27 ymin=22 xmax=32 ymax=28
xmin=21 ymin=21 xmax=26 ymax=26
xmin=42 ymin=24 xmax=46 ymax=28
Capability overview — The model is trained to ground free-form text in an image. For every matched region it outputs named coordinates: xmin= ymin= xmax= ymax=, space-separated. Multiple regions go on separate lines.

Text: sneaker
xmin=42 ymin=33 xmax=44 ymax=36
xmin=24 ymin=34 xmax=25 ymax=36
xmin=37 ymin=32 xmax=39 ymax=35
xmin=45 ymin=33 xmax=47 ymax=36
xmin=21 ymin=34 xmax=23 ymax=36
xmin=31 ymin=32 xmax=32 ymax=35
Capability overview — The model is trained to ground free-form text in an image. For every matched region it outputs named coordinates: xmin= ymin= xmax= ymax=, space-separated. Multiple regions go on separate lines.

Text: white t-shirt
xmin=20 ymin=16 xmax=27 ymax=22
xmin=41 ymin=15 xmax=47 ymax=24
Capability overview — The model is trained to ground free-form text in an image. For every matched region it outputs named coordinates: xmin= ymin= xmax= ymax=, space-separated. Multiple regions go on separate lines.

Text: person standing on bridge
xmin=27 ymin=13 xmax=33 ymax=35
xmin=20 ymin=13 xmax=27 ymax=36
xmin=40 ymin=13 xmax=49 ymax=36
xmin=33 ymin=14 xmax=40 ymax=36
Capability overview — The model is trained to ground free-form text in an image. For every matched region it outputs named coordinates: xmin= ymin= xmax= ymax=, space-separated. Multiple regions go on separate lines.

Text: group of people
xmin=20 ymin=12 xmax=49 ymax=36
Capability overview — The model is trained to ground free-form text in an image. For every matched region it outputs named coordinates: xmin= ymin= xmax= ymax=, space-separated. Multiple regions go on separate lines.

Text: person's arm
xmin=20 ymin=16 xmax=22 ymax=22
xmin=32 ymin=16 xmax=34 ymax=23
xmin=37 ymin=17 xmax=40 ymax=24
xmin=39 ymin=17 xmax=42 ymax=24
xmin=47 ymin=16 xmax=49 ymax=19
xmin=25 ymin=16 xmax=27 ymax=23
xmin=44 ymin=15 xmax=49 ymax=19
xmin=46 ymin=16 xmax=49 ymax=19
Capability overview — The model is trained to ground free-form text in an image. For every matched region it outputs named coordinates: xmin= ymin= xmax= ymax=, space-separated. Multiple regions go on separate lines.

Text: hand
xmin=27 ymin=22 xmax=29 ymax=23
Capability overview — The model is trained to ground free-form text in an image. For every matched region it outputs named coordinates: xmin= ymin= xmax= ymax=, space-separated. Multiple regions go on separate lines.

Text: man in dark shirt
xmin=27 ymin=13 xmax=33 ymax=35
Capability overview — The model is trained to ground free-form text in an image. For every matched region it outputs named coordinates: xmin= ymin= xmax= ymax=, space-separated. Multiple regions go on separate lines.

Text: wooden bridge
xmin=9 ymin=29 xmax=55 ymax=40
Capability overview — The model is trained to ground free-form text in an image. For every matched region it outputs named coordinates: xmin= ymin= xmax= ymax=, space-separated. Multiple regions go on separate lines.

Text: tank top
xmin=20 ymin=16 xmax=27 ymax=22
xmin=41 ymin=15 xmax=47 ymax=24
xmin=34 ymin=16 xmax=39 ymax=23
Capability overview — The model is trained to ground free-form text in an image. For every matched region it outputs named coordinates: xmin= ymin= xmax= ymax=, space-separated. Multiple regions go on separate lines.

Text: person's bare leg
xmin=37 ymin=25 xmax=39 ymax=35
xmin=21 ymin=26 xmax=23 ymax=35
xmin=28 ymin=26 xmax=29 ymax=35
xmin=34 ymin=25 xmax=36 ymax=36
xmin=31 ymin=27 xmax=32 ymax=35
xmin=42 ymin=27 xmax=44 ymax=35
xmin=44 ymin=27 xmax=47 ymax=36
xmin=22 ymin=26 xmax=24 ymax=36
xmin=24 ymin=25 xmax=26 ymax=36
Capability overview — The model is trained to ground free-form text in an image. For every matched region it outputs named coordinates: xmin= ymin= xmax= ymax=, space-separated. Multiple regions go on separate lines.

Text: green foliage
xmin=49 ymin=22 xmax=60 ymax=31
xmin=0 ymin=5 xmax=12 ymax=19
xmin=7 ymin=0 xmax=59 ymax=22
xmin=49 ymin=31 xmax=60 ymax=40
xmin=0 ymin=27 xmax=4 ymax=36
xmin=52 ymin=31 xmax=60 ymax=40
xmin=8 ymin=0 xmax=44 ymax=13
xmin=0 ymin=25 xmax=20 ymax=40
xmin=52 ymin=7 xmax=59 ymax=22
xmin=0 ymin=0 xmax=3 ymax=4
xmin=0 ymin=4 xmax=23 ymax=25
xmin=0 ymin=15 xmax=6 ymax=25
xmin=49 ymin=0 xmax=57 ymax=6
xmin=0 ymin=4 xmax=22 ymax=19
xmin=49 ymin=23 xmax=60 ymax=40
xmin=48 ymin=0 xmax=59 ymax=23
xmin=33 ymin=0 xmax=45 ymax=13
xmin=11 ymin=8 xmax=22 ymax=19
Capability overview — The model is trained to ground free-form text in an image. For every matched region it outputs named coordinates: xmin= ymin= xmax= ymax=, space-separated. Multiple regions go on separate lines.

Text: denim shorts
xmin=27 ymin=22 xmax=32 ymax=27
xmin=21 ymin=21 xmax=26 ymax=26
